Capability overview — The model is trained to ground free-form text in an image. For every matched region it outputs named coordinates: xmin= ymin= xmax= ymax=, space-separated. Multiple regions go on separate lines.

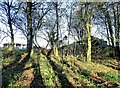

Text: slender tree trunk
xmin=54 ymin=2 xmax=59 ymax=57
xmin=104 ymin=11 xmax=115 ymax=56
xmin=116 ymin=5 xmax=120 ymax=57
xmin=26 ymin=1 xmax=33 ymax=58
xmin=54 ymin=47 xmax=58 ymax=57
xmin=7 ymin=2 xmax=14 ymax=51
xmin=118 ymin=12 xmax=120 ymax=58
xmin=86 ymin=22 xmax=92 ymax=63
xmin=113 ymin=5 xmax=119 ymax=57
xmin=68 ymin=5 xmax=72 ymax=55
xmin=106 ymin=11 xmax=114 ymax=48
xmin=105 ymin=17 xmax=111 ymax=46
xmin=85 ymin=3 xmax=92 ymax=63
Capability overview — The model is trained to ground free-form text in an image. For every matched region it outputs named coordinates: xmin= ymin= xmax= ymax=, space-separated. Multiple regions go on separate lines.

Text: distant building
xmin=59 ymin=35 xmax=107 ymax=55
xmin=3 ymin=43 xmax=27 ymax=49
xmin=91 ymin=36 xmax=107 ymax=48
xmin=60 ymin=35 xmax=79 ymax=47
xmin=60 ymin=35 xmax=107 ymax=47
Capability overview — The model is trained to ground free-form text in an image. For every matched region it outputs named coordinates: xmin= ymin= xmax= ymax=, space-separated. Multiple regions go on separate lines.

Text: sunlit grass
xmin=101 ymin=72 xmax=120 ymax=83
xmin=2 ymin=50 xmax=120 ymax=87
xmin=39 ymin=54 xmax=61 ymax=87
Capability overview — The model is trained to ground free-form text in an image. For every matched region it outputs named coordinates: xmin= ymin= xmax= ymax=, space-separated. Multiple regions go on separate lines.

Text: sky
xmin=0 ymin=21 xmax=107 ymax=48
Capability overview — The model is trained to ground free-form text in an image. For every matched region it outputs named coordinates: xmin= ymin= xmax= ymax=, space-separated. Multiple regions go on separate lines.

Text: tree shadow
xmin=2 ymin=53 xmax=30 ymax=87
xmin=47 ymin=56 xmax=74 ymax=88
xmin=2 ymin=52 xmax=21 ymax=70
xmin=30 ymin=58 xmax=45 ymax=88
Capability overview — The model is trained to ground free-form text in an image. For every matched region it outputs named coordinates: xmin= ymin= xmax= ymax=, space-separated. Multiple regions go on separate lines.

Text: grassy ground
xmin=1 ymin=51 xmax=120 ymax=87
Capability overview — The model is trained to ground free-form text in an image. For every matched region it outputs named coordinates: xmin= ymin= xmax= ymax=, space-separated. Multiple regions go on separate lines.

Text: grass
xmin=2 ymin=51 xmax=120 ymax=87
xmin=39 ymin=56 xmax=56 ymax=87
xmin=101 ymin=72 xmax=120 ymax=82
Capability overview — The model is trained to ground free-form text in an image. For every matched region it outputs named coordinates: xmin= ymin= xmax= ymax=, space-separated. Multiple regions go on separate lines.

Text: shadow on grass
xmin=2 ymin=54 xmax=30 ymax=87
xmin=47 ymin=56 xmax=74 ymax=88
xmin=30 ymin=58 xmax=45 ymax=88
xmin=3 ymin=53 xmax=21 ymax=70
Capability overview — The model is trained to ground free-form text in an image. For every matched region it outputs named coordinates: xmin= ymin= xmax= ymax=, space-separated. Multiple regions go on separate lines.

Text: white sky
xmin=0 ymin=21 xmax=108 ymax=48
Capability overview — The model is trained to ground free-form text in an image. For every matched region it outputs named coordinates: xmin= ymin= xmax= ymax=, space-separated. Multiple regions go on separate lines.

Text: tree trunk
xmin=86 ymin=22 xmax=92 ymax=63
xmin=54 ymin=47 xmax=58 ymax=57
xmin=118 ymin=8 xmax=120 ymax=58
xmin=105 ymin=17 xmax=111 ymax=46
xmin=85 ymin=3 xmax=92 ymax=63
xmin=116 ymin=5 xmax=120 ymax=57
xmin=54 ymin=2 xmax=59 ymax=57
xmin=26 ymin=1 xmax=33 ymax=58
xmin=7 ymin=2 xmax=14 ymax=51
xmin=106 ymin=11 xmax=114 ymax=48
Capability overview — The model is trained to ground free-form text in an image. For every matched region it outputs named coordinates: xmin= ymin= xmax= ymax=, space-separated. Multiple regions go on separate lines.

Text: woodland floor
xmin=1 ymin=51 xmax=120 ymax=88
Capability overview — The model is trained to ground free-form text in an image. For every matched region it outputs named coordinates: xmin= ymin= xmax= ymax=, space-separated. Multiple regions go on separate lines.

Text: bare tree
xmin=0 ymin=0 xmax=21 ymax=51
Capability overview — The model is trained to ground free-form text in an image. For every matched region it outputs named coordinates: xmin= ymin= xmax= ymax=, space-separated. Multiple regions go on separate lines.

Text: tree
xmin=84 ymin=3 xmax=92 ymax=63
xmin=113 ymin=3 xmax=120 ymax=57
xmin=71 ymin=2 xmax=87 ymax=56
xmin=40 ymin=1 xmax=66 ymax=57
xmin=13 ymin=1 xmax=51 ymax=58
xmin=0 ymin=0 xmax=21 ymax=51
xmin=26 ymin=1 xmax=33 ymax=58
xmin=95 ymin=2 xmax=120 ymax=57
xmin=72 ymin=2 xmax=101 ymax=62
xmin=52 ymin=1 xmax=59 ymax=57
